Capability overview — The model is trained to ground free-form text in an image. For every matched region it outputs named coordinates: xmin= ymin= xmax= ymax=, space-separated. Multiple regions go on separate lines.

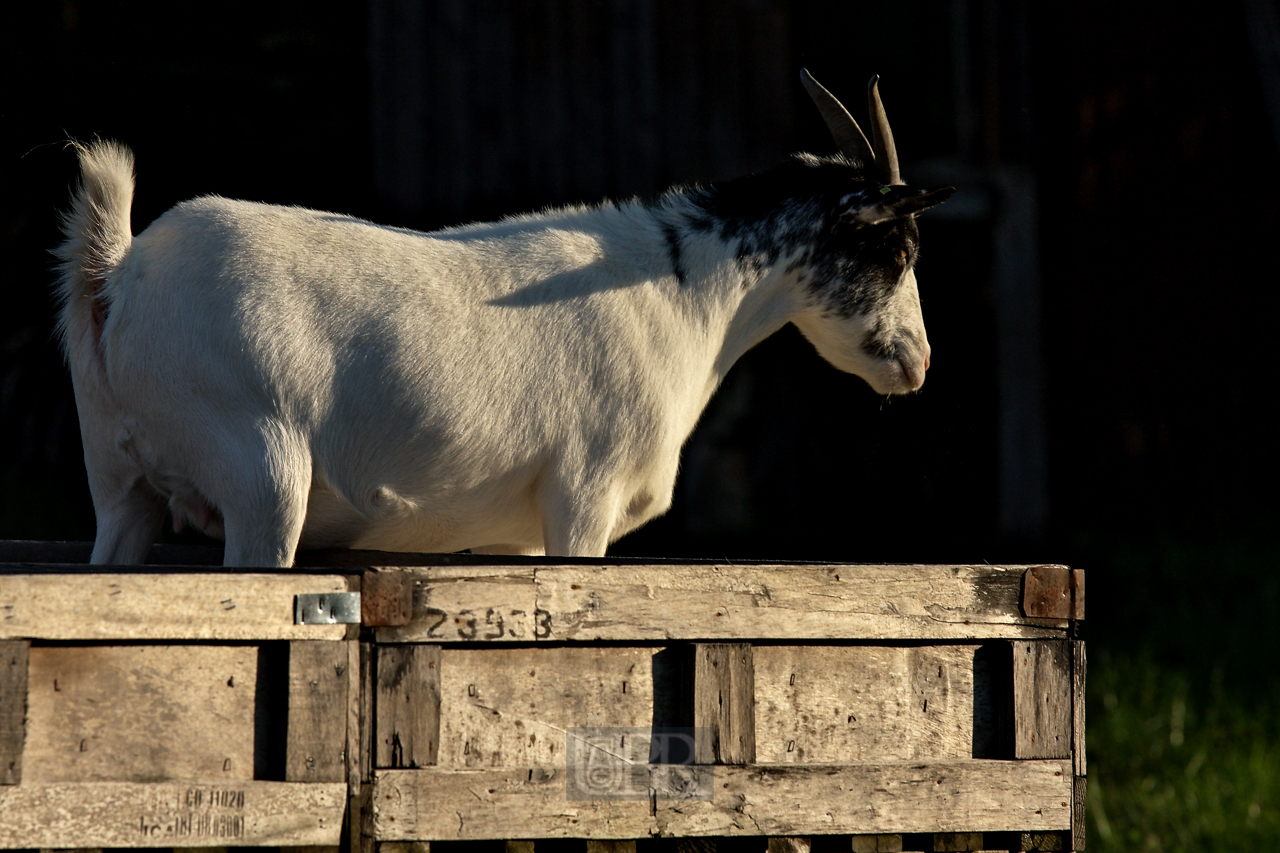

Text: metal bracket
xmin=295 ymin=592 xmax=362 ymax=625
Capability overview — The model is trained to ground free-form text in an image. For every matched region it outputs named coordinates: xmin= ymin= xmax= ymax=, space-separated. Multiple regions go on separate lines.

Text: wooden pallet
xmin=0 ymin=542 xmax=1085 ymax=853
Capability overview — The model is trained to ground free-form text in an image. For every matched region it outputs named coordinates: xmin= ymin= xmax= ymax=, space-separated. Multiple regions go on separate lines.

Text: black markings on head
xmin=646 ymin=153 xmax=925 ymax=312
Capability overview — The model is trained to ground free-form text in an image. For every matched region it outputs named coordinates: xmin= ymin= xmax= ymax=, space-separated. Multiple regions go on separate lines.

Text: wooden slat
xmin=1 ymin=640 xmax=28 ymax=784
xmin=0 ymin=574 xmax=349 ymax=640
xmin=693 ymin=644 xmax=755 ymax=764
xmin=1012 ymin=640 xmax=1072 ymax=759
xmin=754 ymin=646 xmax=979 ymax=763
xmin=378 ymin=565 xmax=1072 ymax=643
xmin=0 ymin=780 xmax=345 ymax=847
xmin=370 ymin=760 xmax=1073 ymax=840
xmin=25 ymin=646 xmax=256 ymax=783
xmin=1073 ymin=640 xmax=1086 ymax=777
xmin=287 ymin=641 xmax=351 ymax=783
xmin=1019 ymin=830 xmax=1067 ymax=851
xmin=376 ymin=566 xmax=538 ymax=643
xmin=376 ymin=644 xmax=441 ymax=768
xmin=1072 ymin=776 xmax=1087 ymax=851
xmin=437 ymin=647 xmax=656 ymax=768
xmin=363 ymin=571 xmax=414 ymax=627
xmin=849 ymin=835 xmax=902 ymax=853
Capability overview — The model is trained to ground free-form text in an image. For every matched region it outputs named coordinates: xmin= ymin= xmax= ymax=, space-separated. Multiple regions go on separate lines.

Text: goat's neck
xmin=638 ymin=192 xmax=814 ymax=390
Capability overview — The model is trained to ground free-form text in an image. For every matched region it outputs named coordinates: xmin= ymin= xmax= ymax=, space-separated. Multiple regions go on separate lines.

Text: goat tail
xmin=53 ymin=140 xmax=136 ymax=362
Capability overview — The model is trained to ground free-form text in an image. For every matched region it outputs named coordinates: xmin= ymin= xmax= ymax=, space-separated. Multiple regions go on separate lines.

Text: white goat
xmin=56 ymin=71 xmax=952 ymax=566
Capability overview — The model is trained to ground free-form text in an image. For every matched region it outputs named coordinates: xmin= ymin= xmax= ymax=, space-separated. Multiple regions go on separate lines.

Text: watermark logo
xmin=566 ymin=727 xmax=713 ymax=801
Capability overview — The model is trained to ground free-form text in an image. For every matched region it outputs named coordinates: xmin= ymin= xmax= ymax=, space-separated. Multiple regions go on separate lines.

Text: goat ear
xmin=845 ymin=185 xmax=955 ymax=226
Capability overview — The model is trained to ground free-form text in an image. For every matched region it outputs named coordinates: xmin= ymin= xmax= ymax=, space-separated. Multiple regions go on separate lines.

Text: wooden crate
xmin=0 ymin=544 xmax=1085 ymax=853
xmin=0 ymin=541 xmax=361 ymax=850
xmin=362 ymin=561 xmax=1086 ymax=853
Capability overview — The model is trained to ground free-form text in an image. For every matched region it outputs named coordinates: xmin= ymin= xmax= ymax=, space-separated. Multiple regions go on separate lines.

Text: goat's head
xmin=788 ymin=70 xmax=953 ymax=396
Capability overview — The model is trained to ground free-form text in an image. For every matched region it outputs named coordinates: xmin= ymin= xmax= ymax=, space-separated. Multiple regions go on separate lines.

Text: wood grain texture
xmin=848 ymin=835 xmax=902 ymax=853
xmin=376 ymin=565 xmax=1070 ymax=643
xmin=376 ymin=644 xmax=441 ymax=769
xmin=376 ymin=566 xmax=538 ymax=643
xmin=1073 ymin=776 xmax=1087 ymax=851
xmin=287 ymin=641 xmax=351 ymax=783
xmin=1012 ymin=641 xmax=1071 ymax=760
xmin=536 ymin=565 xmax=1067 ymax=642
xmin=694 ymin=644 xmax=755 ymax=764
xmin=0 ymin=780 xmax=345 ymax=847
xmin=754 ymin=646 xmax=979 ymax=764
xmin=1019 ymin=830 xmax=1066 ymax=851
xmin=1 ymin=639 xmax=28 ymax=784
xmin=0 ymin=574 xmax=349 ymax=640
xmin=370 ymin=760 xmax=1073 ymax=840
xmin=437 ymin=647 xmax=656 ymax=769
xmin=1073 ymin=641 xmax=1086 ymax=777
xmin=25 ymin=646 xmax=255 ymax=783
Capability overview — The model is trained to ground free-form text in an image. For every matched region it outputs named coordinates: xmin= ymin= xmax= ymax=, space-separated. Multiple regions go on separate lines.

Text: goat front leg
xmin=539 ymin=483 xmax=614 ymax=558
xmin=88 ymin=476 xmax=168 ymax=565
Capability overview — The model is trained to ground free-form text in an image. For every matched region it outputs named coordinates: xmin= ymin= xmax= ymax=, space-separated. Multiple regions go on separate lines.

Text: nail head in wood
xmin=362 ymin=571 xmax=414 ymax=627
xmin=1022 ymin=567 xmax=1084 ymax=620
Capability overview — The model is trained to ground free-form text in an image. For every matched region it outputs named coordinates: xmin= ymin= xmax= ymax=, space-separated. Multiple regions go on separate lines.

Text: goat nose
xmin=924 ymin=352 xmax=931 ymax=371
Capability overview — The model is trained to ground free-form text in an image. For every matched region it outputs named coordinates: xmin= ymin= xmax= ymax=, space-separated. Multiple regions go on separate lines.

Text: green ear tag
xmin=879 ymin=186 xmax=893 ymax=195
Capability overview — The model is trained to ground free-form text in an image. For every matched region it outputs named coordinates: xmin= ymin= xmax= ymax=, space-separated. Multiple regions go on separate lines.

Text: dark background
xmin=2 ymin=2 xmax=1278 ymax=846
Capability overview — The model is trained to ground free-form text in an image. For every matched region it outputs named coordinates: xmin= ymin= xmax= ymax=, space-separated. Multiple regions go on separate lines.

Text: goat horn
xmin=800 ymin=69 xmax=874 ymax=166
xmin=867 ymin=75 xmax=901 ymax=185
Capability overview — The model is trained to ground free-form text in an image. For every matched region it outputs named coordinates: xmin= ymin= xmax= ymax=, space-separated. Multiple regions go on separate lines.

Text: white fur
xmin=56 ymin=141 xmax=931 ymax=565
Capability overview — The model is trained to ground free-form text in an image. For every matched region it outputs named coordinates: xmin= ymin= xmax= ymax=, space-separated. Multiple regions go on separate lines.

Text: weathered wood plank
xmin=1 ymin=639 xmax=28 ymax=784
xmin=370 ymin=761 xmax=1073 ymax=839
xmin=0 ymin=780 xmax=346 ymax=847
xmin=1019 ymin=830 xmax=1067 ymax=851
xmin=376 ymin=565 xmax=1071 ymax=643
xmin=375 ymin=566 xmax=538 ymax=643
xmin=0 ymin=574 xmax=349 ymax=640
xmin=437 ymin=647 xmax=656 ymax=768
xmin=376 ymin=644 xmax=441 ymax=769
xmin=1072 ymin=776 xmax=1087 ymax=851
xmin=849 ymin=835 xmax=902 ymax=853
xmin=1012 ymin=640 xmax=1072 ymax=759
xmin=1022 ymin=567 xmax=1084 ymax=620
xmin=25 ymin=646 xmax=256 ymax=783
xmin=287 ymin=641 xmax=351 ymax=783
xmin=536 ymin=565 xmax=1068 ymax=642
xmin=1073 ymin=640 xmax=1086 ymax=777
xmin=754 ymin=646 xmax=979 ymax=764
xmin=362 ymin=571 xmax=414 ymax=627
xmin=694 ymin=644 xmax=755 ymax=764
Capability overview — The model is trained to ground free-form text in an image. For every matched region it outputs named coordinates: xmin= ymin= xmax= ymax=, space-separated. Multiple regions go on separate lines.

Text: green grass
xmin=1082 ymin=531 xmax=1280 ymax=851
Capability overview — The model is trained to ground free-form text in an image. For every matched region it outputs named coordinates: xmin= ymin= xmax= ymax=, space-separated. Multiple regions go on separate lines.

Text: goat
xmin=55 ymin=71 xmax=953 ymax=566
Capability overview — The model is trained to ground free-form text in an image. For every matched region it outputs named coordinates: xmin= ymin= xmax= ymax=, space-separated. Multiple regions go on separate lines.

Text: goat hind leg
xmin=215 ymin=432 xmax=312 ymax=568
xmin=88 ymin=476 xmax=167 ymax=565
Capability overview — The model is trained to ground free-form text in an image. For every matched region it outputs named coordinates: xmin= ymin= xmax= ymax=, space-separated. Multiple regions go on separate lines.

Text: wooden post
xmin=1 ymin=640 xmax=28 ymax=785
xmin=1012 ymin=640 xmax=1071 ymax=759
xmin=375 ymin=645 xmax=441 ymax=769
xmin=692 ymin=643 xmax=755 ymax=764
xmin=287 ymin=640 xmax=351 ymax=783
xmin=1072 ymin=776 xmax=1087 ymax=851
xmin=849 ymin=836 xmax=902 ymax=853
